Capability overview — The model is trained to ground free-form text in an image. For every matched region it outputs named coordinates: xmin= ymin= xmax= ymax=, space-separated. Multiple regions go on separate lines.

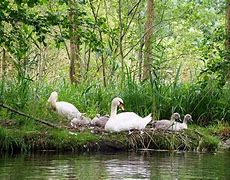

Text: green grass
xmin=0 ymin=126 xmax=101 ymax=152
xmin=0 ymin=119 xmax=228 ymax=153
xmin=0 ymin=127 xmax=28 ymax=153
xmin=0 ymin=73 xmax=229 ymax=153
xmin=1 ymin=74 xmax=230 ymax=124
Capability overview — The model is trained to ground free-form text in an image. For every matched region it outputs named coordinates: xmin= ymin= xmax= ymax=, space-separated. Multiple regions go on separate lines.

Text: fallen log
xmin=0 ymin=103 xmax=60 ymax=128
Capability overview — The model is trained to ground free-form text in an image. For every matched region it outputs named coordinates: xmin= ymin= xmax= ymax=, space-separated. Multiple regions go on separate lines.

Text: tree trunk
xmin=1 ymin=48 xmax=6 ymax=97
xmin=118 ymin=0 xmax=124 ymax=73
xmin=89 ymin=0 xmax=107 ymax=87
xmin=138 ymin=37 xmax=144 ymax=82
xmin=143 ymin=0 xmax=154 ymax=80
xmin=69 ymin=0 xmax=81 ymax=84
xmin=1 ymin=48 xmax=6 ymax=80
xmin=226 ymin=0 xmax=230 ymax=58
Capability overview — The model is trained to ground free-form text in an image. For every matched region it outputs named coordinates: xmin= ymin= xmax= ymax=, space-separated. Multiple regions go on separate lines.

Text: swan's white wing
xmin=115 ymin=112 xmax=143 ymax=131
xmin=116 ymin=112 xmax=141 ymax=120
xmin=56 ymin=102 xmax=81 ymax=120
xmin=105 ymin=112 xmax=151 ymax=132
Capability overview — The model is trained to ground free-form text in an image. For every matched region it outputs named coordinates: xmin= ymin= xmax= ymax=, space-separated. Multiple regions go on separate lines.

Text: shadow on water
xmin=0 ymin=150 xmax=229 ymax=179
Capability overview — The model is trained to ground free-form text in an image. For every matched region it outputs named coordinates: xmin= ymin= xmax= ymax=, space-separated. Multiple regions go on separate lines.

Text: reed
xmin=0 ymin=69 xmax=229 ymax=153
xmin=1 ymin=75 xmax=230 ymax=125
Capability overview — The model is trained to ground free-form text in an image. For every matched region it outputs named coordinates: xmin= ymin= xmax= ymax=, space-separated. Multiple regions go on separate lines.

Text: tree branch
xmin=0 ymin=103 xmax=60 ymax=128
xmin=121 ymin=0 xmax=141 ymax=39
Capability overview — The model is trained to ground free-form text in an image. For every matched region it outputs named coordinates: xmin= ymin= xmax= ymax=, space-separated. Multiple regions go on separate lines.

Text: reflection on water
xmin=105 ymin=153 xmax=150 ymax=180
xmin=0 ymin=150 xmax=229 ymax=179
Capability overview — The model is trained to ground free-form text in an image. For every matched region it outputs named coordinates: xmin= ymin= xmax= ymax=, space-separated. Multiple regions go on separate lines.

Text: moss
xmin=193 ymin=129 xmax=219 ymax=151
xmin=44 ymin=129 xmax=100 ymax=151
xmin=0 ymin=127 xmax=28 ymax=153
xmin=0 ymin=124 xmax=224 ymax=153
xmin=98 ymin=132 xmax=128 ymax=151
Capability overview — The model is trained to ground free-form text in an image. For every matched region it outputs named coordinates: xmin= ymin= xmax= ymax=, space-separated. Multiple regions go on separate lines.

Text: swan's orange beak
xmin=119 ymin=103 xmax=125 ymax=111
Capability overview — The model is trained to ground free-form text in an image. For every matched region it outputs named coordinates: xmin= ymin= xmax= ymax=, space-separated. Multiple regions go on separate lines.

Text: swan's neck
xmin=51 ymin=102 xmax=56 ymax=111
xmin=183 ymin=120 xmax=187 ymax=124
xmin=110 ymin=103 xmax=117 ymax=117
xmin=49 ymin=97 xmax=57 ymax=111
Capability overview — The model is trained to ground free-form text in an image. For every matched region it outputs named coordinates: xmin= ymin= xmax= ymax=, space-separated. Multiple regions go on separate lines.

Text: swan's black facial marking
xmin=187 ymin=116 xmax=193 ymax=122
xmin=184 ymin=114 xmax=193 ymax=122
xmin=118 ymin=101 xmax=125 ymax=111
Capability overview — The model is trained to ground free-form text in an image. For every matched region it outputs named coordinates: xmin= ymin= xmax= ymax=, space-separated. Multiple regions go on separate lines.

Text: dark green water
xmin=0 ymin=151 xmax=229 ymax=180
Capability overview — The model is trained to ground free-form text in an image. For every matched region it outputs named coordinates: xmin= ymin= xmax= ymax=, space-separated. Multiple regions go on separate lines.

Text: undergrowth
xmin=0 ymin=74 xmax=230 ymax=153
xmin=1 ymin=77 xmax=230 ymax=125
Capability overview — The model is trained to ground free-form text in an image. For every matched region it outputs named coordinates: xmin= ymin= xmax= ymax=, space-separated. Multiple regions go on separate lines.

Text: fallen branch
xmin=0 ymin=103 xmax=60 ymax=128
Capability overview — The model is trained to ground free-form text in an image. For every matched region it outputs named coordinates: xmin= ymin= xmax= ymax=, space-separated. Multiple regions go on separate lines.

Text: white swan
xmin=105 ymin=97 xmax=152 ymax=132
xmin=153 ymin=113 xmax=181 ymax=130
xmin=168 ymin=114 xmax=192 ymax=131
xmin=47 ymin=91 xmax=82 ymax=121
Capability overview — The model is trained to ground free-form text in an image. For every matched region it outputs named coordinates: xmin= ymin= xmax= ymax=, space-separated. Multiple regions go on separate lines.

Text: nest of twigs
xmin=128 ymin=128 xmax=219 ymax=152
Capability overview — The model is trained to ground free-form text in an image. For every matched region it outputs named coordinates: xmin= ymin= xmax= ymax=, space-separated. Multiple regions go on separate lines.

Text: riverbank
xmin=0 ymin=119 xmax=229 ymax=153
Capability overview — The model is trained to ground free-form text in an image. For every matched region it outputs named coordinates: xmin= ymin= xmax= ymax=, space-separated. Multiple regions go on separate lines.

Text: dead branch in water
xmin=0 ymin=103 xmax=60 ymax=128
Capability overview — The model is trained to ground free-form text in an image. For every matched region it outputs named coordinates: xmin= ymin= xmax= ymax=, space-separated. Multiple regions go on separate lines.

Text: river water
xmin=0 ymin=151 xmax=229 ymax=179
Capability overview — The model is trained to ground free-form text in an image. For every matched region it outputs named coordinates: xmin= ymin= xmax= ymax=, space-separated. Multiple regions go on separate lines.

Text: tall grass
xmin=0 ymin=71 xmax=230 ymax=127
xmin=0 ymin=72 xmax=229 ymax=153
